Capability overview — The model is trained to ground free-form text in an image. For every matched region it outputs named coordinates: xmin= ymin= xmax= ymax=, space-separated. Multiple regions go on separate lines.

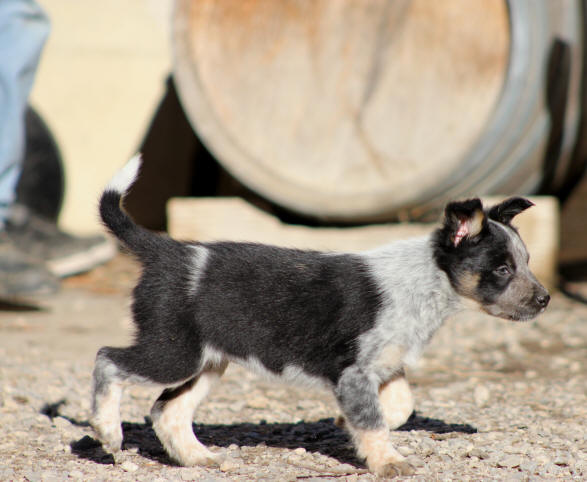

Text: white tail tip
xmin=106 ymin=153 xmax=142 ymax=194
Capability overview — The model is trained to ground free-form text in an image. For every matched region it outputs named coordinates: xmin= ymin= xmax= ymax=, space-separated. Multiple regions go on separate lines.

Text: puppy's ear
xmin=442 ymin=198 xmax=486 ymax=247
xmin=487 ymin=197 xmax=534 ymax=225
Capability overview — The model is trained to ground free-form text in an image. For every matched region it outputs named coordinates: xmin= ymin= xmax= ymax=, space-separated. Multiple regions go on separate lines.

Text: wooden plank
xmin=168 ymin=196 xmax=559 ymax=289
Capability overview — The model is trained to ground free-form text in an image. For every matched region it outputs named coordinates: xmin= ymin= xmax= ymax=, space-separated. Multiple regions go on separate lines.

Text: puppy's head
xmin=433 ymin=197 xmax=549 ymax=321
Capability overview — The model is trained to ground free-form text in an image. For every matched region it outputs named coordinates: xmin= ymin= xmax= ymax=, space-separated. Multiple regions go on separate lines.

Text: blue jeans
xmin=0 ymin=0 xmax=49 ymax=226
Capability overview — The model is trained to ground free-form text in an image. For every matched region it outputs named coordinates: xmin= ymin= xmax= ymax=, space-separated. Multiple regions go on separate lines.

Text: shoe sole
xmin=47 ymin=239 xmax=118 ymax=278
xmin=0 ymin=280 xmax=60 ymax=300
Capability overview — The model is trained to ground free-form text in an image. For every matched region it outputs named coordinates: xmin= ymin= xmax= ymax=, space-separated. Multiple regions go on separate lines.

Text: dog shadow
xmin=61 ymin=407 xmax=476 ymax=467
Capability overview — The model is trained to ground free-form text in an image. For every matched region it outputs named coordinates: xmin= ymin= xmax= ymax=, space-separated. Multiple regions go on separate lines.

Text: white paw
xmin=374 ymin=460 xmax=416 ymax=477
xmin=91 ymin=418 xmax=122 ymax=453
xmin=177 ymin=449 xmax=223 ymax=468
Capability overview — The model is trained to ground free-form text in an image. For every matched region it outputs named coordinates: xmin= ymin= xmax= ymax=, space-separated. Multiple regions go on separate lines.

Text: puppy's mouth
xmin=507 ymin=312 xmax=538 ymax=322
xmin=505 ymin=305 xmax=548 ymax=322
xmin=483 ymin=305 xmax=546 ymax=322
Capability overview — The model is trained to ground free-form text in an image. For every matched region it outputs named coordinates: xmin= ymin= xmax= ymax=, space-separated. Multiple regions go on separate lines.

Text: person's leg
xmin=0 ymin=1 xmax=116 ymax=297
xmin=0 ymin=0 xmax=50 ymax=224
xmin=0 ymin=0 xmax=58 ymax=297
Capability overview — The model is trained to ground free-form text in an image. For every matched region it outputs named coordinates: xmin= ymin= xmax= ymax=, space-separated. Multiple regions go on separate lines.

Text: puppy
xmin=91 ymin=155 xmax=549 ymax=477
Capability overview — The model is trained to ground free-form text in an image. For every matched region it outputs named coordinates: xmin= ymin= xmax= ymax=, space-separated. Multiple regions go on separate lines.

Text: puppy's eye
xmin=494 ymin=265 xmax=511 ymax=276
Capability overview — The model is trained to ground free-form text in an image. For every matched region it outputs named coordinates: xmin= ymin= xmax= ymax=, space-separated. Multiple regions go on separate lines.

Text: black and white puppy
xmin=91 ymin=155 xmax=549 ymax=477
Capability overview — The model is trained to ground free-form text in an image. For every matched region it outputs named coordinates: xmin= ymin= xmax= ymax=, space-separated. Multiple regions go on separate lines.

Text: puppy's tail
xmin=99 ymin=154 xmax=166 ymax=260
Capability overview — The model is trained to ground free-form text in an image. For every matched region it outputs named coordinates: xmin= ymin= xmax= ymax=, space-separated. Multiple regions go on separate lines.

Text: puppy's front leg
xmin=379 ymin=369 xmax=414 ymax=430
xmin=335 ymin=366 xmax=415 ymax=477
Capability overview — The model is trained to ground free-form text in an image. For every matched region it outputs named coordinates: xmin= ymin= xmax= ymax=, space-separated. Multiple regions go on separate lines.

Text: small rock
xmin=562 ymin=335 xmax=582 ymax=347
xmin=502 ymin=445 xmax=520 ymax=454
xmin=0 ymin=469 xmax=15 ymax=480
xmin=467 ymin=448 xmax=490 ymax=460
xmin=247 ymin=397 xmax=269 ymax=409
xmin=293 ymin=447 xmax=306 ymax=455
xmin=220 ymin=458 xmax=239 ymax=472
xmin=496 ymin=455 xmax=522 ymax=468
xmin=398 ymin=445 xmax=414 ymax=456
xmin=40 ymin=470 xmax=62 ymax=482
xmin=553 ymin=453 xmax=571 ymax=466
xmin=474 ymin=385 xmax=491 ymax=407
xmin=23 ymin=471 xmax=41 ymax=482
xmin=228 ymin=401 xmax=246 ymax=412
xmin=296 ymin=400 xmax=315 ymax=410
xmin=540 ymin=462 xmax=562 ymax=475
xmin=520 ymin=460 xmax=538 ymax=474
xmin=0 ymin=442 xmax=15 ymax=452
xmin=408 ymin=456 xmax=425 ymax=468
xmin=286 ymin=454 xmax=299 ymax=465
xmin=121 ymin=461 xmax=139 ymax=473
xmin=418 ymin=437 xmax=436 ymax=455
xmin=180 ymin=468 xmax=202 ymax=480
xmin=535 ymin=453 xmax=551 ymax=465
xmin=336 ymin=462 xmax=359 ymax=472
xmin=569 ymin=361 xmax=581 ymax=373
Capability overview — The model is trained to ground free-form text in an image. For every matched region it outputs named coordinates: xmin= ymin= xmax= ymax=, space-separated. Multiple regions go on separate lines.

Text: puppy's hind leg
xmin=151 ymin=362 xmax=227 ymax=467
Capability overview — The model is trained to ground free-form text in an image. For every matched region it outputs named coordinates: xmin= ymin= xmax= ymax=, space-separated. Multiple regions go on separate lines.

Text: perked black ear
xmin=487 ymin=197 xmax=534 ymax=225
xmin=443 ymin=198 xmax=487 ymax=247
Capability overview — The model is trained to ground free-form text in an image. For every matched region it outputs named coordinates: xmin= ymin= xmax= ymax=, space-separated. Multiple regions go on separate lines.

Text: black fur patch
xmin=101 ymin=240 xmax=208 ymax=384
xmin=194 ymin=243 xmax=382 ymax=385
xmin=432 ymin=219 xmax=514 ymax=303
xmin=440 ymin=198 xmax=487 ymax=246
xmin=102 ymin=242 xmax=382 ymax=386
xmin=487 ymin=197 xmax=534 ymax=225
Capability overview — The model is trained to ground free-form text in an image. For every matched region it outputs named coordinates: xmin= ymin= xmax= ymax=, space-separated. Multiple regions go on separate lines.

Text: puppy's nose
xmin=536 ymin=293 xmax=550 ymax=308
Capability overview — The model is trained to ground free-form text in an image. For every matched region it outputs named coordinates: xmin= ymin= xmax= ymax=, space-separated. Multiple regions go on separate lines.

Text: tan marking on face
xmin=458 ymin=271 xmax=480 ymax=297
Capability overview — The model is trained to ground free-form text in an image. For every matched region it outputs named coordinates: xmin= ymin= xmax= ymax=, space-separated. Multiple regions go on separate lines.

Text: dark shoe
xmin=5 ymin=204 xmax=117 ymax=278
xmin=0 ymin=232 xmax=59 ymax=297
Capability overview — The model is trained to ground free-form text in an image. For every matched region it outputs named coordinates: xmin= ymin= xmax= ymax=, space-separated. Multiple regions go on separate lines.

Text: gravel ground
xmin=0 ymin=254 xmax=585 ymax=481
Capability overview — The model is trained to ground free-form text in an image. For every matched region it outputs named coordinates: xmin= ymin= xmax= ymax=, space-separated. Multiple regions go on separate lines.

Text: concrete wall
xmin=31 ymin=0 xmax=172 ymax=234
